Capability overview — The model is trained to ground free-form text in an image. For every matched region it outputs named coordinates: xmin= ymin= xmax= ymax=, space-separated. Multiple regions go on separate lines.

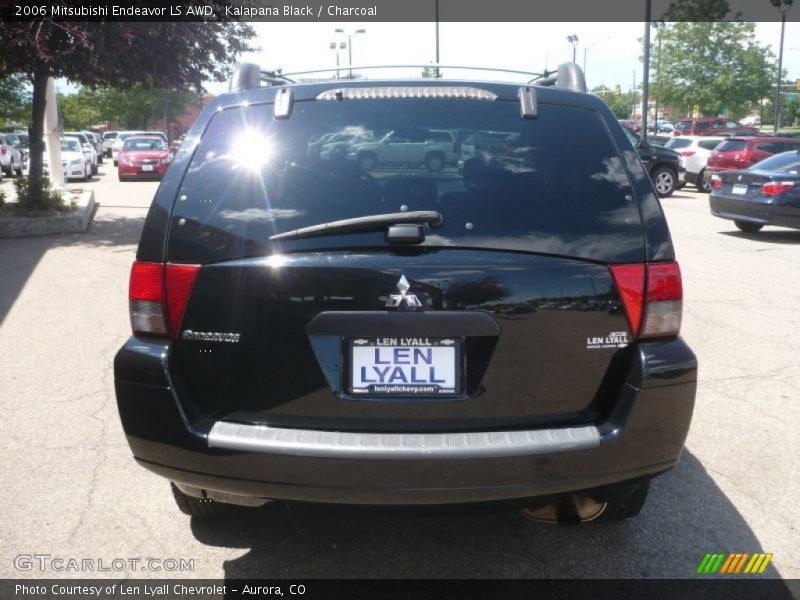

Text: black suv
xmin=115 ymin=63 xmax=696 ymax=523
xmin=623 ymin=128 xmax=683 ymax=197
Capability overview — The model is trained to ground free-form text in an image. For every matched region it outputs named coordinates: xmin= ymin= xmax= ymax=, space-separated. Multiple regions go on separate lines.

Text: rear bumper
xmin=118 ymin=164 xmax=167 ymax=179
xmin=709 ymin=195 xmax=799 ymax=229
xmin=114 ymin=337 xmax=697 ymax=505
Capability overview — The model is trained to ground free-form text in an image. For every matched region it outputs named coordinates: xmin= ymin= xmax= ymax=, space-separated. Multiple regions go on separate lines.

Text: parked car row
xmin=0 ymin=132 xmax=25 ymax=178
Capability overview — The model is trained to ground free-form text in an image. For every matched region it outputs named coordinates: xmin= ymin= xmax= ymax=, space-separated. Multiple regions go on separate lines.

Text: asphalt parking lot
xmin=0 ymin=166 xmax=798 ymax=580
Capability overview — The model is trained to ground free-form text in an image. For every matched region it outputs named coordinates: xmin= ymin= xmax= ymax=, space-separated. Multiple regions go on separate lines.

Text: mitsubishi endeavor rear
xmin=114 ymin=62 xmax=697 ymax=523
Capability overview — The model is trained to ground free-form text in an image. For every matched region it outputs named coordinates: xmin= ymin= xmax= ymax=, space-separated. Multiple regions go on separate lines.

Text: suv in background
xmin=665 ymin=135 xmax=724 ymax=193
xmin=102 ymin=131 xmax=119 ymax=157
xmin=623 ymin=128 xmax=683 ymax=197
xmin=673 ymin=117 xmax=758 ymax=137
xmin=706 ymin=136 xmax=800 ymax=176
xmin=83 ymin=131 xmax=104 ymax=164
xmin=114 ymin=62 xmax=696 ymax=523
xmin=346 ymin=129 xmax=457 ymax=171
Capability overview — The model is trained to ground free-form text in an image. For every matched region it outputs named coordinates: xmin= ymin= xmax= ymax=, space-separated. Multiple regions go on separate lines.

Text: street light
xmin=329 ymin=40 xmax=346 ymax=79
xmin=769 ymin=0 xmax=793 ymax=131
xmin=583 ymin=37 xmax=609 ymax=80
xmin=334 ymin=27 xmax=366 ymax=79
xmin=567 ymin=35 xmax=579 ymax=63
xmin=650 ymin=20 xmax=665 ymax=132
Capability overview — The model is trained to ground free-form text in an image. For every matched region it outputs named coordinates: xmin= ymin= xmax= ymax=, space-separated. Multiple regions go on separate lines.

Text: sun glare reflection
xmin=232 ymin=129 xmax=273 ymax=171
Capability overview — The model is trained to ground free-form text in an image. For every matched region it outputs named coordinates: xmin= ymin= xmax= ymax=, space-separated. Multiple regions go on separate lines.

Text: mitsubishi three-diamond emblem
xmin=385 ymin=274 xmax=423 ymax=308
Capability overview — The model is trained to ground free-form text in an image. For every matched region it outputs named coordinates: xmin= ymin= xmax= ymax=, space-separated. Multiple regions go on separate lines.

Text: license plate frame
xmin=732 ymin=183 xmax=748 ymax=195
xmin=347 ymin=337 xmax=462 ymax=398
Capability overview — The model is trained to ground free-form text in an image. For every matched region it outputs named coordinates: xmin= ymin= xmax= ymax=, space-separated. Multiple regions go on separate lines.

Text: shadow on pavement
xmin=189 ymin=452 xmax=784 ymax=579
xmin=0 ymin=212 xmax=144 ymax=326
xmin=719 ymin=229 xmax=800 ymax=245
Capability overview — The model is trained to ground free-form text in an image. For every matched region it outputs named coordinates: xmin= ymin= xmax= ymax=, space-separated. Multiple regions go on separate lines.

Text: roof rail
xmin=227 ymin=61 xmax=587 ymax=94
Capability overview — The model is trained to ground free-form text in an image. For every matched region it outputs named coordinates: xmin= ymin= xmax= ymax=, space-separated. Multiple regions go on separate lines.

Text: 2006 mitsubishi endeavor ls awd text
xmin=114 ymin=62 xmax=697 ymax=523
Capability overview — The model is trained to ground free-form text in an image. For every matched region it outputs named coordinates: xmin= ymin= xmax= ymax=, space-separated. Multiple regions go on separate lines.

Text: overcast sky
xmin=196 ymin=21 xmax=800 ymax=95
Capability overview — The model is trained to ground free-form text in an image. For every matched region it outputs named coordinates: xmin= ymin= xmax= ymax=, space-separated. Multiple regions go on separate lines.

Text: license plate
xmin=141 ymin=164 xmax=154 ymax=172
xmin=732 ymin=183 xmax=748 ymax=195
xmin=678 ymin=171 xmax=686 ymax=182
xmin=349 ymin=337 xmax=459 ymax=396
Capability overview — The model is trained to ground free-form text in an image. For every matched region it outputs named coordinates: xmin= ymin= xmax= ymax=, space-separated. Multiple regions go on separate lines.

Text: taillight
xmin=712 ymin=178 xmax=722 ymax=190
xmin=0 ymin=146 xmax=6 ymax=155
xmin=609 ymin=261 xmax=683 ymax=340
xmin=680 ymin=151 xmax=696 ymax=157
xmin=761 ymin=182 xmax=794 ymax=196
xmin=128 ymin=261 xmax=200 ymax=338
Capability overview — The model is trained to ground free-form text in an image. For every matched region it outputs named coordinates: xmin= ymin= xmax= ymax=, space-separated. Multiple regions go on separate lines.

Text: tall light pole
xmin=769 ymin=0 xmax=793 ymax=131
xmin=641 ymin=0 xmax=652 ymax=142
xmin=583 ymin=37 xmax=609 ymax=80
xmin=651 ymin=20 xmax=665 ymax=132
xmin=335 ymin=28 xmax=366 ymax=79
xmin=329 ymin=40 xmax=345 ymax=79
xmin=435 ymin=0 xmax=440 ymax=78
xmin=567 ymin=35 xmax=579 ymax=63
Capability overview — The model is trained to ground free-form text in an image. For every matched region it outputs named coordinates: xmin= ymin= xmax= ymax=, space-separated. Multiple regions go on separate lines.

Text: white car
xmin=64 ymin=132 xmax=98 ymax=175
xmin=346 ymin=129 xmax=457 ymax=171
xmin=42 ymin=137 xmax=92 ymax=182
xmin=112 ymin=131 xmax=146 ymax=165
xmin=664 ymin=135 xmax=724 ymax=193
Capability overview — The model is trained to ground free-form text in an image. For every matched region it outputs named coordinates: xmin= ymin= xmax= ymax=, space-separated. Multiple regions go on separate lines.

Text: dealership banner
xmin=3 ymin=0 xmax=800 ymax=22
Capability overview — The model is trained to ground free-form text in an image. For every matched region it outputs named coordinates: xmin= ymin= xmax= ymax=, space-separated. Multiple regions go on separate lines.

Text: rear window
xmin=123 ymin=138 xmax=167 ymax=151
xmin=675 ymin=121 xmax=692 ymax=131
xmin=716 ymin=139 xmax=748 ymax=152
xmin=167 ymin=98 xmax=643 ymax=264
xmin=103 ymin=132 xmax=117 ymax=140
xmin=751 ymin=151 xmax=800 ymax=173
xmin=665 ymin=138 xmax=692 ymax=150
xmin=698 ymin=140 xmax=722 ymax=151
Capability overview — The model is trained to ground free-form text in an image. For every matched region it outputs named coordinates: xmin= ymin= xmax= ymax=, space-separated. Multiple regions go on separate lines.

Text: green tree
xmin=593 ymin=86 xmax=637 ymax=119
xmin=0 ymin=16 xmax=255 ymax=209
xmin=0 ymin=74 xmax=31 ymax=126
xmin=653 ymin=21 xmax=774 ymax=120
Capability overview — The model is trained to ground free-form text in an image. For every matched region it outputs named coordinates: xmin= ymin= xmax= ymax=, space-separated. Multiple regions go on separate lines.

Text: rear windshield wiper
xmin=269 ymin=211 xmax=444 ymax=242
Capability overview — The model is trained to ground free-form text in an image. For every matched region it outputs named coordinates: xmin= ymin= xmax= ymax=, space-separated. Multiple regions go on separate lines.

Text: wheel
xmin=113 ymin=160 xmax=118 ymax=167
xmin=734 ymin=220 xmax=764 ymax=233
xmin=358 ymin=152 xmax=377 ymax=171
xmin=92 ymin=161 xmax=98 ymax=175
xmin=651 ymin=166 xmax=677 ymax=197
xmin=425 ymin=152 xmax=445 ymax=172
xmin=697 ymin=169 xmax=713 ymax=193
xmin=171 ymin=483 xmax=230 ymax=518
xmin=597 ymin=480 xmax=650 ymax=521
xmin=14 ymin=158 xmax=22 ymax=176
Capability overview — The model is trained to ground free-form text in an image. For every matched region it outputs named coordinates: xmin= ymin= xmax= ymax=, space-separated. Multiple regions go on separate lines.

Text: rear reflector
xmin=128 ymin=261 xmax=200 ymax=338
xmin=761 ymin=182 xmax=794 ymax=196
xmin=609 ymin=261 xmax=682 ymax=340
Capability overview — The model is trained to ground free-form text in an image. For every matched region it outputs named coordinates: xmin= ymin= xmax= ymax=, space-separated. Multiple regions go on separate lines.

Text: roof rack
xmin=228 ymin=62 xmax=587 ymax=94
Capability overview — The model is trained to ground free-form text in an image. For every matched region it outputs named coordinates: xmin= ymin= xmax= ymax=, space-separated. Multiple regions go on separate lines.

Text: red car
xmin=706 ymin=136 xmax=800 ymax=175
xmin=117 ymin=136 xmax=172 ymax=181
xmin=618 ymin=119 xmax=641 ymax=133
xmin=673 ymin=117 xmax=758 ymax=137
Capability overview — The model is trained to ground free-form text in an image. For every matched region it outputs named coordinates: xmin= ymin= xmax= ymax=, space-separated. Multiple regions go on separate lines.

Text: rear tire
xmin=170 ymin=483 xmax=230 ymax=518
xmin=425 ymin=152 xmax=445 ymax=172
xmin=597 ymin=480 xmax=650 ymax=521
xmin=734 ymin=220 xmax=764 ymax=233
xmin=651 ymin=166 xmax=677 ymax=197
xmin=697 ymin=169 xmax=713 ymax=193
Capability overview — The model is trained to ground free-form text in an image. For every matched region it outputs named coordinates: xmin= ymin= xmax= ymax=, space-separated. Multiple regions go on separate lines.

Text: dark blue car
xmin=709 ymin=151 xmax=800 ymax=233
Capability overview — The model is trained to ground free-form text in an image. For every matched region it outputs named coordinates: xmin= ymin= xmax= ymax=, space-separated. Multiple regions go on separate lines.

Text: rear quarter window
xmin=167 ymin=97 xmax=644 ymax=264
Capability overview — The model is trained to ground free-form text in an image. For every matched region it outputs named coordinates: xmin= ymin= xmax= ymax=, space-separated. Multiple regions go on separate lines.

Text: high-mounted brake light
xmin=761 ymin=181 xmax=794 ymax=196
xmin=609 ymin=261 xmax=682 ymax=340
xmin=316 ymin=87 xmax=497 ymax=101
xmin=129 ymin=261 xmax=200 ymax=338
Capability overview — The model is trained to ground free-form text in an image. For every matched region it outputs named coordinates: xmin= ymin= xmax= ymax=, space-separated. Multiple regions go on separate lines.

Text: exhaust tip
xmin=521 ymin=495 xmax=606 ymax=525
